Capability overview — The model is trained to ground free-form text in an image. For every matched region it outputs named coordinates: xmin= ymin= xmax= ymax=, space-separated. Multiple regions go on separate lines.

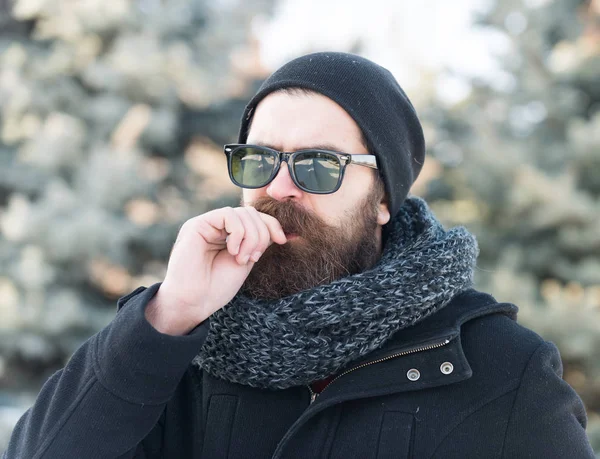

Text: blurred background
xmin=0 ymin=0 xmax=599 ymax=453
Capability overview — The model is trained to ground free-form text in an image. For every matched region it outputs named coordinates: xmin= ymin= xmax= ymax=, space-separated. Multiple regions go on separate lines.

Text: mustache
xmin=246 ymin=197 xmax=326 ymax=237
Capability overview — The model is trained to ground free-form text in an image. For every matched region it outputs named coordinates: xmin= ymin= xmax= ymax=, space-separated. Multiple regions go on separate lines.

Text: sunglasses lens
xmin=293 ymin=152 xmax=341 ymax=192
xmin=230 ymin=147 xmax=276 ymax=187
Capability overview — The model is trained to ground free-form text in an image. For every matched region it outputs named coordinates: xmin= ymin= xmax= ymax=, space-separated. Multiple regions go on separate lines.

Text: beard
xmin=239 ymin=188 xmax=383 ymax=300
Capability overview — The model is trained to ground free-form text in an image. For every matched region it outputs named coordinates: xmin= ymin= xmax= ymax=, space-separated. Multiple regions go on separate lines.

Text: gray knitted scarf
xmin=194 ymin=197 xmax=478 ymax=389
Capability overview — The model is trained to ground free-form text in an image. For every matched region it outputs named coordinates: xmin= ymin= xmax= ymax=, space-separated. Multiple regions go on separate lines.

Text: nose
xmin=266 ymin=160 xmax=303 ymax=201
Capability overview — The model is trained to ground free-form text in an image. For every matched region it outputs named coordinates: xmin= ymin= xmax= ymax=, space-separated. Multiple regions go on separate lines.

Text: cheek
xmin=337 ymin=167 xmax=372 ymax=202
xmin=307 ymin=192 xmax=353 ymax=226
xmin=243 ymin=187 xmax=266 ymax=202
xmin=313 ymin=169 xmax=374 ymax=223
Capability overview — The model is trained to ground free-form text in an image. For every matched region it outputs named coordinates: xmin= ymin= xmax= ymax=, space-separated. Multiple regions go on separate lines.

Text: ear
xmin=377 ymin=199 xmax=391 ymax=226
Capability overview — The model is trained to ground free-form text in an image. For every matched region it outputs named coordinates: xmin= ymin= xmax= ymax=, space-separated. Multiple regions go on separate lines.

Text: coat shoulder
xmin=426 ymin=296 xmax=594 ymax=457
xmin=464 ymin=301 xmax=546 ymax=351
xmin=459 ymin=297 xmax=554 ymax=388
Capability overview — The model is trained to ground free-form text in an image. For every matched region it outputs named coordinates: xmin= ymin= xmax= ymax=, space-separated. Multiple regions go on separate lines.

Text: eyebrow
xmin=252 ymin=141 xmax=354 ymax=153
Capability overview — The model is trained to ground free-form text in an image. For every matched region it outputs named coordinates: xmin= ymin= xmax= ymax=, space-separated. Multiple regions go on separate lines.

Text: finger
xmin=191 ymin=218 xmax=227 ymax=244
xmin=256 ymin=212 xmax=287 ymax=245
xmin=204 ymin=207 xmax=244 ymax=256
xmin=245 ymin=207 xmax=271 ymax=261
xmin=223 ymin=208 xmax=246 ymax=256
xmin=234 ymin=207 xmax=260 ymax=264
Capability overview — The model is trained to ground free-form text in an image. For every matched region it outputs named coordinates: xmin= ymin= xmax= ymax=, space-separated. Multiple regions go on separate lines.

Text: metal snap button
xmin=407 ymin=368 xmax=421 ymax=381
xmin=440 ymin=362 xmax=454 ymax=375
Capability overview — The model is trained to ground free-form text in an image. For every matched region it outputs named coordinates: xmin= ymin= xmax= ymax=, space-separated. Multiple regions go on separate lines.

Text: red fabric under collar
xmin=310 ymin=375 xmax=335 ymax=394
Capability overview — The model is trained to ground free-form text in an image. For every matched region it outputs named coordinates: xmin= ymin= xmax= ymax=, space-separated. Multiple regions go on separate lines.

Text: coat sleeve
xmin=502 ymin=340 xmax=595 ymax=458
xmin=2 ymin=284 xmax=209 ymax=459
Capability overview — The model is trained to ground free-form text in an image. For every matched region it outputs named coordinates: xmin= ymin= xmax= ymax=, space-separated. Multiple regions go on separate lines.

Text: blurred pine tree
xmin=0 ymin=0 xmax=274 ymax=441
xmin=419 ymin=0 xmax=600 ymax=450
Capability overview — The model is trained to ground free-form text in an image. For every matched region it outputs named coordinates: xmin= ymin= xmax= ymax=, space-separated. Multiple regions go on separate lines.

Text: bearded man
xmin=4 ymin=52 xmax=595 ymax=458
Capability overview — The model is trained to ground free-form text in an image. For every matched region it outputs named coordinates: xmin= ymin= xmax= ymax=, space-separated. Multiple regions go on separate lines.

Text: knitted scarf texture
xmin=194 ymin=197 xmax=479 ymax=389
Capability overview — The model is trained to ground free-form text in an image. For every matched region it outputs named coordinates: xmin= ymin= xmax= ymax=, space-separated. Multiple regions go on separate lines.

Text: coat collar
xmin=310 ymin=288 xmax=518 ymax=405
xmin=272 ymin=289 xmax=518 ymax=458
xmin=358 ymin=288 xmax=516 ymax=362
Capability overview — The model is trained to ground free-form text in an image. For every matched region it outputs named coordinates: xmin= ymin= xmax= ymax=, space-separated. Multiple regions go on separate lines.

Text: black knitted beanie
xmin=237 ymin=51 xmax=426 ymax=219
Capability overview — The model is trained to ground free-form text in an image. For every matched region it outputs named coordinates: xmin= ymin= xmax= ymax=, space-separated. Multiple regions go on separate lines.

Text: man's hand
xmin=145 ymin=206 xmax=287 ymax=335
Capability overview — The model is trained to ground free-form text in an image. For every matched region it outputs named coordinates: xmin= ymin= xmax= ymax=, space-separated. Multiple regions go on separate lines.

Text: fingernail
xmin=241 ymin=254 xmax=250 ymax=264
xmin=251 ymin=251 xmax=262 ymax=262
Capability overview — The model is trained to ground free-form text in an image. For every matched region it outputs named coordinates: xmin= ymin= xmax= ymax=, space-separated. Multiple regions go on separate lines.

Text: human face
xmin=237 ymin=91 xmax=391 ymax=299
xmin=243 ymin=91 xmax=390 ymax=232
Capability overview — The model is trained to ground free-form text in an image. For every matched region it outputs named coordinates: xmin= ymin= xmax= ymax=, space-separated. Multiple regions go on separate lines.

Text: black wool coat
xmin=4 ymin=284 xmax=595 ymax=458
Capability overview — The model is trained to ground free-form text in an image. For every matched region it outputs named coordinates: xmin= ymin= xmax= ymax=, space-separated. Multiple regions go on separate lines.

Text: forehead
xmin=246 ymin=91 xmax=367 ymax=153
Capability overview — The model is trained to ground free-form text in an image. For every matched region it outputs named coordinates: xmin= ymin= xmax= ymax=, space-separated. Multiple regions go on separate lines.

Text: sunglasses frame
xmin=223 ymin=144 xmax=378 ymax=195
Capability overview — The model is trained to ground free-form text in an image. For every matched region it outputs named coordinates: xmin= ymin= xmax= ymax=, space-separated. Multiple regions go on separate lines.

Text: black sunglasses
xmin=223 ymin=144 xmax=378 ymax=194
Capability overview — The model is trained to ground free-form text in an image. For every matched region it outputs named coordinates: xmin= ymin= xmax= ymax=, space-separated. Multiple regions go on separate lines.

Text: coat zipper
xmin=307 ymin=337 xmax=451 ymax=404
